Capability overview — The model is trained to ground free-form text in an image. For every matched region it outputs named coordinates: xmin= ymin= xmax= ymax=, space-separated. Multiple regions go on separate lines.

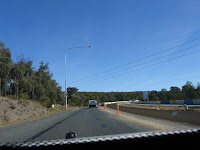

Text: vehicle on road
xmin=89 ymin=100 xmax=97 ymax=108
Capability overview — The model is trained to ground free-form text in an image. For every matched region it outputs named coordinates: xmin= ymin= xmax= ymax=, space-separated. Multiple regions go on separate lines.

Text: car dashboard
xmin=0 ymin=128 xmax=199 ymax=149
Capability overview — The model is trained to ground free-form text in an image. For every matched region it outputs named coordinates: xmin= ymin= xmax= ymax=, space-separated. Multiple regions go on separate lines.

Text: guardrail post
xmin=117 ymin=101 xmax=119 ymax=115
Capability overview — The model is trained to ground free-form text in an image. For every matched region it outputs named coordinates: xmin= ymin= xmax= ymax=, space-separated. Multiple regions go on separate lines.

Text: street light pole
xmin=65 ymin=46 xmax=92 ymax=110
xmin=65 ymin=52 xmax=67 ymax=110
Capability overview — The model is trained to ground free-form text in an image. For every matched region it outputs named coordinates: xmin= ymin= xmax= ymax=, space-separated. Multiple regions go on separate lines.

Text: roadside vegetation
xmin=0 ymin=42 xmax=64 ymax=107
xmin=0 ymin=96 xmax=66 ymax=127
xmin=67 ymin=81 xmax=200 ymax=107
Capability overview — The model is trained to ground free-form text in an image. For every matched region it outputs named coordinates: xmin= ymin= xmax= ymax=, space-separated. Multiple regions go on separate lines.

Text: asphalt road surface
xmin=0 ymin=107 xmax=154 ymax=144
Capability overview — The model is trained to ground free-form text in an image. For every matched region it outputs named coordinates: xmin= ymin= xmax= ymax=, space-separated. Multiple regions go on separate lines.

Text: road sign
xmin=143 ymin=91 xmax=149 ymax=101
xmin=64 ymin=91 xmax=67 ymax=97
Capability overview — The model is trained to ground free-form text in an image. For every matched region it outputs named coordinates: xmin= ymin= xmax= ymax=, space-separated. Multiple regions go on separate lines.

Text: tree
xmin=182 ymin=81 xmax=195 ymax=99
xmin=169 ymin=86 xmax=183 ymax=100
xmin=67 ymin=87 xmax=78 ymax=97
xmin=160 ymin=88 xmax=168 ymax=100
xmin=9 ymin=57 xmax=33 ymax=98
xmin=196 ymin=83 xmax=200 ymax=99
xmin=56 ymin=86 xmax=65 ymax=105
xmin=170 ymin=86 xmax=181 ymax=93
xmin=0 ymin=41 xmax=64 ymax=107
xmin=149 ymin=92 xmax=159 ymax=101
xmin=68 ymin=95 xmax=82 ymax=107
xmin=0 ymin=42 xmax=11 ymax=96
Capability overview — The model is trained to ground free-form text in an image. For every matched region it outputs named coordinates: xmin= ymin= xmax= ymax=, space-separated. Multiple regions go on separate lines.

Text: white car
xmin=89 ymin=100 xmax=97 ymax=108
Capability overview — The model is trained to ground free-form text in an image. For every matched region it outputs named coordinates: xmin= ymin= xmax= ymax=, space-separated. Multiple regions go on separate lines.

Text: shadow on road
xmin=24 ymin=109 xmax=82 ymax=142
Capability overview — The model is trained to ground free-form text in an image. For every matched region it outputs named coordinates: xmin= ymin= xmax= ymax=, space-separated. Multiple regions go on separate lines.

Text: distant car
xmin=89 ymin=100 xmax=97 ymax=108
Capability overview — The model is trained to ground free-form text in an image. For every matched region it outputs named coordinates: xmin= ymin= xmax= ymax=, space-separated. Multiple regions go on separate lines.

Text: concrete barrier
xmin=193 ymin=99 xmax=200 ymax=105
xmin=133 ymin=99 xmax=200 ymax=105
xmin=171 ymin=100 xmax=176 ymax=104
xmin=174 ymin=100 xmax=184 ymax=105
xmin=106 ymin=99 xmax=200 ymax=105
xmin=161 ymin=100 xmax=170 ymax=104
xmin=184 ymin=100 xmax=193 ymax=105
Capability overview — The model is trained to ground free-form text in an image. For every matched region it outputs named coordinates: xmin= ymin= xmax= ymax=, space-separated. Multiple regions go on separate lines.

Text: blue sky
xmin=1 ymin=0 xmax=200 ymax=92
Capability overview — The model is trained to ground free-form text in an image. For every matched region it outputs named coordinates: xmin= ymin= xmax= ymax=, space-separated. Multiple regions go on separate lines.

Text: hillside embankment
xmin=0 ymin=97 xmax=77 ymax=127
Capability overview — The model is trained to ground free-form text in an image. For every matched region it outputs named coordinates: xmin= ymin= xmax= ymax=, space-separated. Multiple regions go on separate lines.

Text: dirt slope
xmin=0 ymin=97 xmax=66 ymax=127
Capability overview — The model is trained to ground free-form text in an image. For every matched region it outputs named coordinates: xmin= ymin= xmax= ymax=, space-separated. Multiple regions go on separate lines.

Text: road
xmin=0 ymin=107 xmax=154 ymax=144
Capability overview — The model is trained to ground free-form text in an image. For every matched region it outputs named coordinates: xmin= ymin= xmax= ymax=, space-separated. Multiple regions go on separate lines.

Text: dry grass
xmin=0 ymin=97 xmax=78 ymax=127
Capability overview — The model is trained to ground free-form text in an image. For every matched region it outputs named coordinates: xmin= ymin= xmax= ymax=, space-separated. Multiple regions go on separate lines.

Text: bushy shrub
xmin=7 ymin=95 xmax=17 ymax=99
xmin=9 ymin=102 xmax=16 ymax=109
xmin=68 ymin=95 xmax=82 ymax=107
xmin=19 ymin=93 xmax=30 ymax=100
xmin=41 ymin=97 xmax=51 ymax=108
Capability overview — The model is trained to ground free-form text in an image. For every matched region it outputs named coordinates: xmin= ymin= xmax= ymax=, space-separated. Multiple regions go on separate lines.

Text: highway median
xmin=107 ymin=104 xmax=200 ymax=126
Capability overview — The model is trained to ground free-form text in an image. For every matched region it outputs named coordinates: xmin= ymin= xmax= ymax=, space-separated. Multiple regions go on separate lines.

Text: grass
xmin=22 ymin=99 xmax=30 ymax=105
xmin=9 ymin=102 xmax=16 ymax=109
xmin=0 ymin=96 xmax=79 ymax=127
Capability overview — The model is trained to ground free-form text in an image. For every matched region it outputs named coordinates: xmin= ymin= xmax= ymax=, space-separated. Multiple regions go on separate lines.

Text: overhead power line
xmin=68 ymin=36 xmax=200 ymax=85
xmin=74 ymin=49 xmax=200 ymax=87
xmin=71 ymin=43 xmax=200 ymax=86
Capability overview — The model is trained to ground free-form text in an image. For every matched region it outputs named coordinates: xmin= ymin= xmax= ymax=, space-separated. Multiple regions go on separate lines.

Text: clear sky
xmin=1 ymin=0 xmax=200 ymax=92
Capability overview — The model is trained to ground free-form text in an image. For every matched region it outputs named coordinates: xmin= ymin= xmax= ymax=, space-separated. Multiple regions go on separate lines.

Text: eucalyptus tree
xmin=0 ymin=42 xmax=11 ymax=96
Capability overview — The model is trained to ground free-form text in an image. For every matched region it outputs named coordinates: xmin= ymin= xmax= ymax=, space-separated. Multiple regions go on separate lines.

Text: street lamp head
xmin=88 ymin=46 xmax=92 ymax=48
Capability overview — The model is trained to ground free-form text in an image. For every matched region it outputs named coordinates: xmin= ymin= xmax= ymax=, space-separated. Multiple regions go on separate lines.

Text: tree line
xmin=0 ymin=42 xmax=64 ymax=107
xmin=67 ymin=81 xmax=200 ymax=107
xmin=148 ymin=81 xmax=200 ymax=101
xmin=67 ymin=87 xmax=144 ymax=107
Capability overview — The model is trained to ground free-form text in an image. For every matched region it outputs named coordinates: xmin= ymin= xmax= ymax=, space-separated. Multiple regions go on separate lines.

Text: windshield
xmin=89 ymin=100 xmax=97 ymax=104
xmin=0 ymin=0 xmax=200 ymax=144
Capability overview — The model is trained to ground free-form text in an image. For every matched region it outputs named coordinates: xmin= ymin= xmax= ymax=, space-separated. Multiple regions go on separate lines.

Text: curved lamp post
xmin=65 ymin=46 xmax=92 ymax=110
